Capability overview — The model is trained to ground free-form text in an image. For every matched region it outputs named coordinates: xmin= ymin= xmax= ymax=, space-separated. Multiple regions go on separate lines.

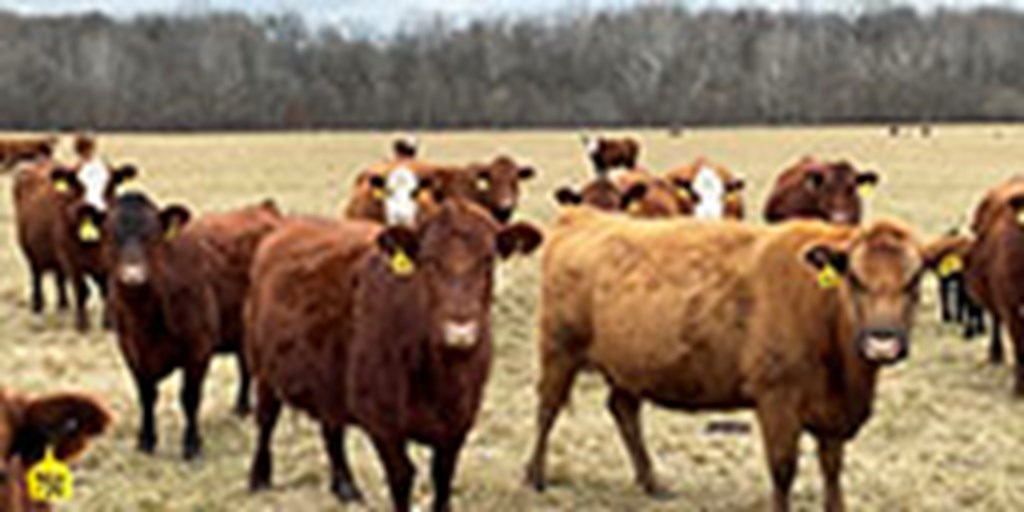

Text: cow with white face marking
xmin=663 ymin=158 xmax=746 ymax=219
xmin=581 ymin=135 xmax=641 ymax=174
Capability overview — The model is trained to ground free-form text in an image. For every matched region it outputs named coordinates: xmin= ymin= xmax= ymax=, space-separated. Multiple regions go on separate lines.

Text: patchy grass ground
xmin=3 ymin=126 xmax=1024 ymax=511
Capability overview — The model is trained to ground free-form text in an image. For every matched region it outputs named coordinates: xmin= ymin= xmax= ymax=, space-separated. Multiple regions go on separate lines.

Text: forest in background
xmin=2 ymin=5 xmax=1024 ymax=130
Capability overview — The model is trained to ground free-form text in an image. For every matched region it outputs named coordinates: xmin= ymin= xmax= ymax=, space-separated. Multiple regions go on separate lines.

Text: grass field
xmin=3 ymin=126 xmax=1024 ymax=511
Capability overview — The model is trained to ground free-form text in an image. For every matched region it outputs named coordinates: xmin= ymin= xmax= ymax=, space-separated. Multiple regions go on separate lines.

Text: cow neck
xmin=414 ymin=340 xmax=491 ymax=429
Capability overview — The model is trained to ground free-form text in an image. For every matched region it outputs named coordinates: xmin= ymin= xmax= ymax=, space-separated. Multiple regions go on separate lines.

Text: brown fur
xmin=663 ymin=157 xmax=745 ymax=219
xmin=440 ymin=155 xmax=536 ymax=223
xmin=246 ymin=201 xmax=542 ymax=511
xmin=965 ymin=180 xmax=1024 ymax=389
xmin=764 ymin=157 xmax=879 ymax=225
xmin=0 ymin=137 xmax=55 ymax=171
xmin=554 ymin=171 xmax=693 ymax=217
xmin=526 ymin=209 xmax=941 ymax=511
xmin=343 ymin=159 xmax=445 ymax=224
xmin=586 ymin=137 xmax=640 ymax=172
xmin=0 ymin=388 xmax=111 ymax=512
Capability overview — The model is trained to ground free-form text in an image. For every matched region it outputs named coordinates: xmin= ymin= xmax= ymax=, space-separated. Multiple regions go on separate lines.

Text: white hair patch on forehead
xmin=384 ymin=166 xmax=420 ymax=227
xmin=79 ymin=158 xmax=112 ymax=211
xmin=585 ymin=137 xmax=600 ymax=156
xmin=693 ymin=166 xmax=725 ymax=219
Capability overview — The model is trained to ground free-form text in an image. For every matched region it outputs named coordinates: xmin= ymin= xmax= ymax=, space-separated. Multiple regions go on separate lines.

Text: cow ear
xmin=856 ymin=172 xmax=880 ymax=187
xmin=497 ymin=222 xmax=543 ymax=259
xmin=377 ymin=226 xmax=420 ymax=276
xmin=159 ymin=205 xmax=191 ymax=240
xmin=554 ymin=187 xmax=582 ymax=206
xmin=804 ymin=243 xmax=849 ymax=275
xmin=368 ymin=174 xmax=387 ymax=199
xmin=518 ymin=166 xmax=536 ymax=181
xmin=922 ymin=236 xmax=971 ymax=274
xmin=14 ymin=393 xmax=112 ymax=464
xmin=621 ymin=182 xmax=649 ymax=211
xmin=111 ymin=164 xmax=138 ymax=185
xmin=804 ymin=172 xmax=825 ymax=191
xmin=74 ymin=205 xmax=106 ymax=244
xmin=726 ymin=177 xmax=745 ymax=193
xmin=49 ymin=168 xmax=80 ymax=195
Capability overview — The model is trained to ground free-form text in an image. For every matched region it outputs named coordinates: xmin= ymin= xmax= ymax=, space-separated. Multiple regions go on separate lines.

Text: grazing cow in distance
xmin=964 ymin=180 xmax=1024 ymax=385
xmin=0 ymin=136 xmax=56 ymax=170
xmin=13 ymin=160 xmax=138 ymax=329
xmin=0 ymin=387 xmax=111 ymax=512
xmin=246 ymin=199 xmax=543 ymax=511
xmin=99 ymin=193 xmax=218 ymax=459
xmin=582 ymin=135 xmax=640 ymax=173
xmin=663 ymin=158 xmax=745 ymax=219
xmin=526 ymin=210 xmax=952 ymax=511
xmin=764 ymin=157 xmax=879 ymax=225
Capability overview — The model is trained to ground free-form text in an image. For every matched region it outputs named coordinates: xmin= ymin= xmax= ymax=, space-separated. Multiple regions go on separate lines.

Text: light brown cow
xmin=525 ymin=209 xmax=950 ymax=511
xmin=663 ymin=158 xmax=745 ymax=219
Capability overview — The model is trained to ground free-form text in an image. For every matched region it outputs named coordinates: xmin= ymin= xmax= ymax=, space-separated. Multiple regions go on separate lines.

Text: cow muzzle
xmin=117 ymin=263 xmax=148 ymax=286
xmin=858 ymin=328 xmax=908 ymax=365
xmin=443 ymin=321 xmax=479 ymax=349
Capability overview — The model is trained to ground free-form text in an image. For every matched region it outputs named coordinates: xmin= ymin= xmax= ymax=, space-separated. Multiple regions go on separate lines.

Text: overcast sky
xmin=0 ymin=0 xmax=1019 ymax=33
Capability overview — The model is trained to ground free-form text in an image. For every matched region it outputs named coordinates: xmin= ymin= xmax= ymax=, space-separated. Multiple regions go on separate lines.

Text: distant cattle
xmin=179 ymin=200 xmax=284 ymax=415
xmin=764 ymin=157 xmax=879 ymax=225
xmin=13 ymin=160 xmax=137 ymax=330
xmin=392 ymin=135 xmax=418 ymax=159
xmin=246 ymin=200 xmax=542 ymax=510
xmin=930 ymin=232 xmax=985 ymax=339
xmin=100 ymin=193 xmax=218 ymax=459
xmin=0 ymin=387 xmax=111 ymax=512
xmin=0 ymin=137 xmax=56 ymax=170
xmin=526 ymin=210 xmax=949 ymax=511
xmin=964 ymin=179 xmax=1024 ymax=387
xmin=582 ymin=136 xmax=640 ymax=173
xmin=555 ymin=170 xmax=694 ymax=218
xmin=663 ymin=158 xmax=745 ymax=219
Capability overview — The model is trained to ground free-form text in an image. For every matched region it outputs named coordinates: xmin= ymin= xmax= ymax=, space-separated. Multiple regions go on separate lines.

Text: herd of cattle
xmin=1 ymin=132 xmax=1023 ymax=511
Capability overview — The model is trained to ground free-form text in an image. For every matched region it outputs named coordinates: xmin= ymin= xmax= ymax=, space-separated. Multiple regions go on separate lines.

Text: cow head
xmin=803 ymin=220 xmax=935 ymax=365
xmin=669 ymin=168 xmax=745 ymax=220
xmin=365 ymin=167 xmax=440 ymax=227
xmin=554 ymin=178 xmax=640 ymax=213
xmin=50 ymin=164 xmax=139 ymax=212
xmin=375 ymin=200 xmax=542 ymax=351
xmin=392 ymin=136 xmax=418 ymax=159
xmin=99 ymin=192 xmax=191 ymax=288
xmin=0 ymin=390 xmax=110 ymax=512
xmin=799 ymin=161 xmax=879 ymax=224
xmin=457 ymin=156 xmax=535 ymax=223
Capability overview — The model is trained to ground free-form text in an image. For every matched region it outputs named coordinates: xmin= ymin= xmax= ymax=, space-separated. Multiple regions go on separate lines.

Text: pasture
xmin=2 ymin=126 xmax=1024 ymax=510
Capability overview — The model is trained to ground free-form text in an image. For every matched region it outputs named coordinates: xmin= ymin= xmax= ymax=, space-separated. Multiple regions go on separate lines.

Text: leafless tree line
xmin=1 ymin=6 xmax=1023 ymax=130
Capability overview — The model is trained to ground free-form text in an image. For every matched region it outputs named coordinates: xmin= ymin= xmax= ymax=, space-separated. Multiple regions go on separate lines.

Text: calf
xmin=246 ymin=200 xmax=542 ymax=511
xmin=582 ymin=135 xmax=640 ymax=173
xmin=179 ymin=200 xmax=283 ymax=415
xmin=764 ymin=157 xmax=879 ymax=224
xmin=663 ymin=158 xmax=745 ymax=219
xmin=441 ymin=155 xmax=536 ymax=223
xmin=100 ymin=193 xmax=218 ymax=459
xmin=526 ymin=210 xmax=948 ymax=511
xmin=13 ymin=161 xmax=137 ymax=329
xmin=965 ymin=181 xmax=1024 ymax=384
xmin=0 ymin=387 xmax=111 ymax=512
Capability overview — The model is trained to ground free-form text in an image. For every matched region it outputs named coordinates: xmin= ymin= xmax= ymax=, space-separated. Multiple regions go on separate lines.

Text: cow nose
xmin=493 ymin=207 xmax=514 ymax=223
xmin=118 ymin=263 xmax=148 ymax=286
xmin=443 ymin=321 xmax=479 ymax=349
xmin=830 ymin=211 xmax=856 ymax=224
xmin=860 ymin=328 xmax=908 ymax=364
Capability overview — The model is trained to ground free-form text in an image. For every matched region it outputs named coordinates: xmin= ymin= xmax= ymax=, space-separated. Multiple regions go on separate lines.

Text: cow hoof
xmin=332 ymin=481 xmax=364 ymax=503
xmin=524 ymin=464 xmax=546 ymax=492
xmin=249 ymin=477 xmax=271 ymax=493
xmin=137 ymin=436 xmax=157 ymax=455
xmin=233 ymin=402 xmax=252 ymax=417
xmin=641 ymin=479 xmax=674 ymax=500
xmin=183 ymin=440 xmax=203 ymax=461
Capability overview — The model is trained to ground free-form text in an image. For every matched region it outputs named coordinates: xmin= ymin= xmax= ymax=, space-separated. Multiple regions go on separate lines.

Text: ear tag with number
xmin=27 ymin=446 xmax=73 ymax=504
xmin=78 ymin=218 xmax=100 ymax=242
xmin=676 ymin=187 xmax=691 ymax=201
xmin=372 ymin=187 xmax=386 ymax=201
xmin=938 ymin=255 xmax=963 ymax=277
xmin=858 ymin=183 xmax=875 ymax=198
xmin=390 ymin=249 xmax=415 ymax=276
xmin=626 ymin=201 xmax=642 ymax=214
xmin=817 ymin=264 xmax=841 ymax=290
xmin=54 ymin=179 xmax=70 ymax=194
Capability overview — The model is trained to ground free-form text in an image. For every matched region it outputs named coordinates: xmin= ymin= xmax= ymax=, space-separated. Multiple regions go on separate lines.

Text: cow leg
xmin=607 ymin=387 xmax=666 ymax=497
xmin=321 ymin=424 xmax=363 ymax=502
xmin=1010 ymin=321 xmax=1024 ymax=397
xmin=71 ymin=274 xmax=91 ymax=332
xmin=431 ymin=437 xmax=466 ymax=512
xmin=180 ymin=360 xmax=210 ymax=460
xmin=55 ymin=269 xmax=70 ymax=311
xmin=249 ymin=381 xmax=282 ymax=491
xmin=939 ymin=278 xmax=953 ymax=323
xmin=524 ymin=352 xmax=583 ymax=492
xmin=94 ymin=274 xmax=112 ymax=330
xmin=369 ymin=435 xmax=415 ymax=512
xmin=232 ymin=352 xmax=252 ymax=416
xmin=816 ymin=436 xmax=846 ymax=512
xmin=991 ymin=316 xmax=1004 ymax=365
xmin=134 ymin=375 xmax=158 ymax=454
xmin=756 ymin=398 xmax=801 ymax=512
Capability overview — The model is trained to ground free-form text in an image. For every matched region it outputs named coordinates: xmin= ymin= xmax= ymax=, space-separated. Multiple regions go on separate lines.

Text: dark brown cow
xmin=179 ymin=200 xmax=284 ymax=415
xmin=246 ymin=200 xmax=542 ymax=511
xmin=965 ymin=180 xmax=1024 ymax=387
xmin=440 ymin=155 xmax=536 ymax=223
xmin=13 ymin=161 xmax=137 ymax=330
xmin=526 ymin=210 xmax=950 ymax=511
xmin=555 ymin=171 xmax=694 ymax=218
xmin=100 ymin=192 xmax=217 ymax=460
xmin=663 ymin=158 xmax=745 ymax=219
xmin=0 ymin=388 xmax=111 ymax=512
xmin=0 ymin=137 xmax=56 ymax=170
xmin=582 ymin=136 xmax=640 ymax=172
xmin=764 ymin=157 xmax=880 ymax=225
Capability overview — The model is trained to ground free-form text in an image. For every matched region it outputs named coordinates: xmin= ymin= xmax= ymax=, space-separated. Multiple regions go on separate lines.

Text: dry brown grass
xmin=3 ymin=126 xmax=1024 ymax=511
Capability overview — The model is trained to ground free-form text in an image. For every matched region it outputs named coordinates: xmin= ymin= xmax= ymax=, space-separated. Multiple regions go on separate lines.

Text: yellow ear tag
xmin=938 ymin=255 xmax=963 ymax=277
xmin=78 ymin=218 xmax=100 ymax=243
xmin=676 ymin=187 xmax=691 ymax=201
xmin=817 ymin=264 xmax=841 ymax=290
xmin=858 ymin=183 xmax=875 ymax=198
xmin=54 ymin=179 xmax=70 ymax=194
xmin=476 ymin=177 xmax=490 ymax=192
xmin=390 ymin=250 xmax=415 ymax=276
xmin=165 ymin=223 xmax=180 ymax=241
xmin=1017 ymin=208 xmax=1024 ymax=226
xmin=372 ymin=188 xmax=386 ymax=201
xmin=27 ymin=446 xmax=73 ymax=504
xmin=627 ymin=201 xmax=642 ymax=214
